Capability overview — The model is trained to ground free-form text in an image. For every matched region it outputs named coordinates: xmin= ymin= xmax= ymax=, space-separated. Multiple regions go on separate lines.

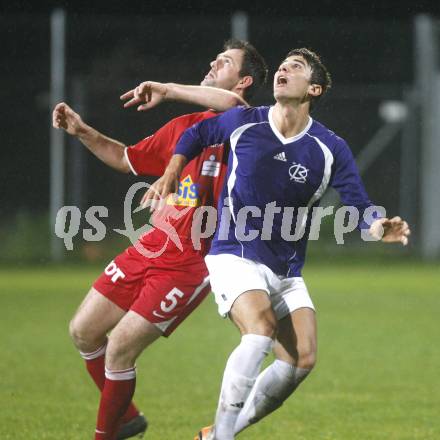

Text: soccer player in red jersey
xmin=52 ymin=40 xmax=267 ymax=440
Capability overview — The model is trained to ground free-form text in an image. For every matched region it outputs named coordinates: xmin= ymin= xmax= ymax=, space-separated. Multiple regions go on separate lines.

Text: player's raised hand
xmin=120 ymin=81 xmax=168 ymax=111
xmin=139 ymin=154 xmax=187 ymax=211
xmin=52 ymin=102 xmax=85 ymax=136
xmin=369 ymin=216 xmax=411 ymax=245
xmin=140 ymin=171 xmax=180 ymax=212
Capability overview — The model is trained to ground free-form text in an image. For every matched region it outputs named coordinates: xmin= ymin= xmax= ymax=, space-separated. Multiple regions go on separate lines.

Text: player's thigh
xmin=206 ymin=254 xmax=276 ymax=335
xmin=72 ymin=245 xmax=153 ymax=341
xmin=274 ymin=307 xmax=317 ymax=368
xmin=230 ymin=290 xmax=277 ymax=337
xmin=93 ymin=247 xmax=150 ymax=311
xmin=106 ymin=310 xmax=162 ymax=368
xmin=130 ymin=267 xmax=210 ymax=337
xmin=70 ymin=287 xmax=126 ymax=340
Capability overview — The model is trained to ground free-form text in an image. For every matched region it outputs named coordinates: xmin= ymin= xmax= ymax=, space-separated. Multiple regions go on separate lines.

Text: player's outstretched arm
xmin=120 ymin=81 xmax=248 ymax=112
xmin=52 ymin=102 xmax=130 ymax=173
xmin=369 ymin=216 xmax=411 ymax=245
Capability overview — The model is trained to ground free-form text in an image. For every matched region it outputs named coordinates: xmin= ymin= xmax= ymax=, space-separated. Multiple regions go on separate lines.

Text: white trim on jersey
xmin=268 ymin=106 xmax=313 ymax=145
xmin=227 ymin=122 xmax=262 ymax=222
xmin=306 ymin=134 xmax=334 ymax=202
xmin=286 ymin=251 xmax=297 ymax=277
xmin=228 ymin=122 xmax=267 ymax=257
xmin=296 ymin=134 xmax=335 ymax=235
xmin=124 ymin=147 xmax=139 ymax=176
xmin=285 ymin=134 xmax=334 ymax=276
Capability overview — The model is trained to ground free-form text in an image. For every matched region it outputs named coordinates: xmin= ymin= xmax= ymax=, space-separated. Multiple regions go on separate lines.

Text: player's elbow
xmin=120 ymin=161 xmax=131 ymax=174
xmin=118 ymin=155 xmax=131 ymax=174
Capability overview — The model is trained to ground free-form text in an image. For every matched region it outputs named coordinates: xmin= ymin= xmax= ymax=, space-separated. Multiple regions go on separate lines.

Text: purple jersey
xmin=175 ymin=105 xmax=379 ymax=276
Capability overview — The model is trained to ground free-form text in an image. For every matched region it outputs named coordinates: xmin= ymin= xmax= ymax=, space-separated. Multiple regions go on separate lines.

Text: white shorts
xmin=205 ymin=254 xmax=315 ymax=319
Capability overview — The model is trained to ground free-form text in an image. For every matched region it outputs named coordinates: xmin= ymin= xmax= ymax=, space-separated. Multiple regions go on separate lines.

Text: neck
xmin=272 ymin=102 xmax=311 ymax=138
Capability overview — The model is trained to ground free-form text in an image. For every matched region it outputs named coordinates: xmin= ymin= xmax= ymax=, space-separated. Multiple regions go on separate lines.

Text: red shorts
xmin=93 ymin=237 xmax=210 ymax=336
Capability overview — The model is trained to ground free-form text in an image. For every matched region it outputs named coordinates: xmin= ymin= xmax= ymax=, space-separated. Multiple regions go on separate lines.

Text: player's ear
xmin=237 ymin=75 xmax=253 ymax=91
xmin=308 ymin=84 xmax=322 ymax=97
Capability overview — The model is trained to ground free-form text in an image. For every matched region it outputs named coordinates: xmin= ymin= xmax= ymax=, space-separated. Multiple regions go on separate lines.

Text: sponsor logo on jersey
xmin=289 ymin=162 xmax=309 ymax=183
xmin=202 ymin=154 xmax=220 ymax=177
xmin=167 ymin=175 xmax=200 ymax=207
xmin=273 ymin=151 xmax=287 ymax=162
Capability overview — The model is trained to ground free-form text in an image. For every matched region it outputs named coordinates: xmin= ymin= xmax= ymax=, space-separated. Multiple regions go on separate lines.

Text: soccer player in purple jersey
xmin=146 ymin=48 xmax=410 ymax=440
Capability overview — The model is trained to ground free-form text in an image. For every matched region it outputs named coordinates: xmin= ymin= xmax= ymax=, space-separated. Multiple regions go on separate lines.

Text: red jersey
xmin=124 ymin=111 xmax=228 ymax=256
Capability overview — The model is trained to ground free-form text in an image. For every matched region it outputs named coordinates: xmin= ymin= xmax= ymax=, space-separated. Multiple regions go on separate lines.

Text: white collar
xmin=268 ymin=106 xmax=313 ymax=145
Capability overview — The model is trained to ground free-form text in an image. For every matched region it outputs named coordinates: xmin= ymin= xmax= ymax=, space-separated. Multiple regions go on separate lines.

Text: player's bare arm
xmin=140 ymin=154 xmax=188 ymax=211
xmin=52 ymin=102 xmax=130 ymax=173
xmin=369 ymin=216 xmax=411 ymax=245
xmin=120 ymin=81 xmax=248 ymax=112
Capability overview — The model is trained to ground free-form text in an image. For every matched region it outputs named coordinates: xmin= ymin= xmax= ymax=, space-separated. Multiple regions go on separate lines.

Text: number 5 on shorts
xmin=160 ymin=287 xmax=184 ymax=313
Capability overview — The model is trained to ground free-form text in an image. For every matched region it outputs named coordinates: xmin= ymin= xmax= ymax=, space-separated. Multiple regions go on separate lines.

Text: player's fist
xmin=369 ymin=216 xmax=411 ymax=246
xmin=52 ymin=102 xmax=84 ymax=136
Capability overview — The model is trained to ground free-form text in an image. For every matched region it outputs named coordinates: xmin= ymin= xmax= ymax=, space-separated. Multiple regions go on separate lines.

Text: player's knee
xmin=296 ymin=345 xmax=317 ymax=370
xmin=69 ymin=316 xmax=85 ymax=348
xmin=105 ymin=338 xmax=136 ymax=370
xmin=69 ymin=315 xmax=102 ymax=351
xmin=258 ymin=318 xmax=278 ymax=338
xmin=69 ymin=317 xmax=82 ymax=347
xmin=105 ymin=342 xmax=122 ymax=367
xmin=244 ymin=312 xmax=278 ymax=338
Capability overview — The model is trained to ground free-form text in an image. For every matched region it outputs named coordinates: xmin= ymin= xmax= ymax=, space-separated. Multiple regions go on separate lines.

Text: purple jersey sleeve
xmin=330 ymin=138 xmax=383 ymax=229
xmin=174 ymin=106 xmax=245 ymax=160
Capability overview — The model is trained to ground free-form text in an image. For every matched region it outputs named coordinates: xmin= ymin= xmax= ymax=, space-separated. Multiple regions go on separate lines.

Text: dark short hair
xmin=286 ymin=48 xmax=332 ymax=108
xmin=224 ymin=39 xmax=268 ymax=101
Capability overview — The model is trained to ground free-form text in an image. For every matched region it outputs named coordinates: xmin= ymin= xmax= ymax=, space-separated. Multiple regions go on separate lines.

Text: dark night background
xmin=1 ymin=0 xmax=439 ymax=258
xmin=2 ymin=0 xmax=440 ymax=17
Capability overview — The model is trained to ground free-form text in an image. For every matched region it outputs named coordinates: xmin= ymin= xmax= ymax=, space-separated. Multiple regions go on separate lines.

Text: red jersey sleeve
xmin=124 ymin=111 xmax=217 ymax=177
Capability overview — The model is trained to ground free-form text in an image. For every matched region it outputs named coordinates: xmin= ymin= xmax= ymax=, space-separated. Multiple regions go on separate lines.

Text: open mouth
xmin=276 ymin=75 xmax=287 ymax=86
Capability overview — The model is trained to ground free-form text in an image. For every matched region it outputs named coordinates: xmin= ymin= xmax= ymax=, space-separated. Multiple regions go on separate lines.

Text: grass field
xmin=1 ymin=260 xmax=439 ymax=439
